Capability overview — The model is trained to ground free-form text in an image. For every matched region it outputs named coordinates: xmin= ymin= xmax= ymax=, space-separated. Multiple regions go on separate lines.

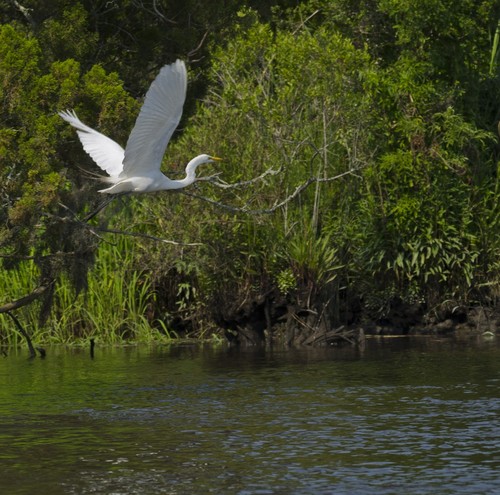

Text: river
xmin=0 ymin=336 xmax=499 ymax=494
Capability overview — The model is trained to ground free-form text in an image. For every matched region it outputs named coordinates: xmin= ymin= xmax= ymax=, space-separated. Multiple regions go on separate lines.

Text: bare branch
xmin=0 ymin=252 xmax=78 ymax=261
xmin=38 ymin=206 xmax=200 ymax=246
xmin=10 ymin=0 xmax=35 ymax=27
xmin=188 ymin=30 xmax=209 ymax=58
xmin=0 ymin=280 xmax=54 ymax=314
xmin=4 ymin=311 xmax=36 ymax=358
xmin=198 ymin=167 xmax=282 ymax=189
xmin=130 ymin=0 xmax=177 ymax=24
xmin=182 ymin=168 xmax=358 ymax=215
xmin=152 ymin=0 xmax=174 ymax=24
xmin=292 ymin=9 xmax=321 ymax=36
xmin=38 ymin=168 xmax=357 ymax=247
xmin=92 ymin=227 xmax=203 ymax=246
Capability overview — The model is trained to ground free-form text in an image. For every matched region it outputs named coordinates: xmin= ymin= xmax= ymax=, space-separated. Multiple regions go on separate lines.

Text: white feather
xmin=59 ymin=60 xmax=221 ymax=195
xmin=58 ymin=110 xmax=125 ymax=177
xmin=122 ymin=59 xmax=187 ymax=178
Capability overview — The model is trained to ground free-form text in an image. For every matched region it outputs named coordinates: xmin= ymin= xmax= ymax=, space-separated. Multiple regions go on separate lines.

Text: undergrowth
xmin=0 ymin=237 xmax=176 ymax=346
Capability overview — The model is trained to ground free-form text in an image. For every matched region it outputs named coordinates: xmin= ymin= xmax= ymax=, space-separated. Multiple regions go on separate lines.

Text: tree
xmin=126 ymin=1 xmax=500 ymax=341
xmin=2 ymin=0 xmax=500 ymax=345
xmin=0 ymin=22 xmax=139 ymax=330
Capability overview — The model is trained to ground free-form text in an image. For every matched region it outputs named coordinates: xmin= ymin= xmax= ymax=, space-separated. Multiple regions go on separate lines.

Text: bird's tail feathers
xmin=77 ymin=166 xmax=116 ymax=184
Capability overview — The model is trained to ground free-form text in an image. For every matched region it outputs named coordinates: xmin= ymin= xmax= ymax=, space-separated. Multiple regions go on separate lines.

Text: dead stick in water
xmin=5 ymin=311 xmax=36 ymax=359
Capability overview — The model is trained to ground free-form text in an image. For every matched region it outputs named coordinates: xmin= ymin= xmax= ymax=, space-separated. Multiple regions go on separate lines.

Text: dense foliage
xmin=1 ymin=0 xmax=499 ymax=344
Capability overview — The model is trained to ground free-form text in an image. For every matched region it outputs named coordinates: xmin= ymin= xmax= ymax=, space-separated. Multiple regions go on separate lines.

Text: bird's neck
xmin=162 ymin=177 xmax=192 ymax=189
xmin=181 ymin=155 xmax=208 ymax=185
xmin=157 ymin=155 xmax=208 ymax=190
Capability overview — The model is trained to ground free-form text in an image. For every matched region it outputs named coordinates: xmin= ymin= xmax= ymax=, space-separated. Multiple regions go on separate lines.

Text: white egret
xmin=59 ymin=59 xmax=221 ymax=194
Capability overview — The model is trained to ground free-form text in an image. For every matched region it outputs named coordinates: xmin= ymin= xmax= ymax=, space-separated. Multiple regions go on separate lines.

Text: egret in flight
xmin=59 ymin=60 xmax=221 ymax=194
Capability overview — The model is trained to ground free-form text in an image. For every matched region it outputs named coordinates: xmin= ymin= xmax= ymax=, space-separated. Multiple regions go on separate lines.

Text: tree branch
xmin=91 ymin=227 xmax=203 ymax=246
xmin=4 ymin=311 xmax=36 ymax=358
xmin=31 ymin=167 xmax=357 ymax=247
xmin=188 ymin=30 xmax=209 ymax=59
xmin=0 ymin=280 xmax=54 ymax=314
xmin=33 ymin=211 xmax=198 ymax=248
xmin=0 ymin=251 xmax=78 ymax=261
xmin=198 ymin=167 xmax=282 ymax=189
xmin=10 ymin=0 xmax=35 ymax=27
xmin=183 ymin=168 xmax=357 ymax=215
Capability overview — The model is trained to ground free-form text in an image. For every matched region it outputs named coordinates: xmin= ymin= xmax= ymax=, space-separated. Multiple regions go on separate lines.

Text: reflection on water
xmin=0 ymin=337 xmax=499 ymax=494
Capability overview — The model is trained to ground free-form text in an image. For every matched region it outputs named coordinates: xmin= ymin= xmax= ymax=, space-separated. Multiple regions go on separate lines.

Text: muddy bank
xmin=216 ymin=296 xmax=500 ymax=347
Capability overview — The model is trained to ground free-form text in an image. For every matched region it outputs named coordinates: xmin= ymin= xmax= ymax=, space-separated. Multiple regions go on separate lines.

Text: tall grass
xmin=490 ymin=19 xmax=500 ymax=75
xmin=0 ymin=257 xmax=40 ymax=346
xmin=0 ymin=236 xmax=176 ymax=345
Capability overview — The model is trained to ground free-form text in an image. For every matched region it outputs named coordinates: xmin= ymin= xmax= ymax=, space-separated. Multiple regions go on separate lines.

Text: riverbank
xmin=363 ymin=302 xmax=500 ymax=338
xmin=218 ymin=296 xmax=500 ymax=347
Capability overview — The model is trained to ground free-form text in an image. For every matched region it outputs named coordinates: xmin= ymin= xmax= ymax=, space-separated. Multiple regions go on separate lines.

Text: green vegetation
xmin=0 ymin=236 xmax=174 ymax=345
xmin=1 ymin=0 xmax=500 ymax=345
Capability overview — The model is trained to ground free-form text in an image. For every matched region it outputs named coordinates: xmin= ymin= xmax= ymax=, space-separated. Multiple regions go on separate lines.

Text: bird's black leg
xmin=83 ymin=195 xmax=119 ymax=222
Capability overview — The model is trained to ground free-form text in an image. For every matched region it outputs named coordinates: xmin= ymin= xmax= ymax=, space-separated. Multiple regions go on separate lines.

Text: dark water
xmin=0 ymin=337 xmax=499 ymax=495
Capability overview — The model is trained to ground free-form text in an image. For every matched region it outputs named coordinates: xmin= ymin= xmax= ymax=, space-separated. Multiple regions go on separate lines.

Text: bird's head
xmin=187 ymin=154 xmax=222 ymax=171
xmin=203 ymin=154 xmax=223 ymax=164
xmin=185 ymin=154 xmax=222 ymax=180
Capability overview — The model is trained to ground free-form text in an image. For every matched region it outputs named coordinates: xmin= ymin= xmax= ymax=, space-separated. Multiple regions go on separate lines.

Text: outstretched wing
xmin=59 ymin=110 xmax=125 ymax=177
xmin=121 ymin=59 xmax=187 ymax=178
